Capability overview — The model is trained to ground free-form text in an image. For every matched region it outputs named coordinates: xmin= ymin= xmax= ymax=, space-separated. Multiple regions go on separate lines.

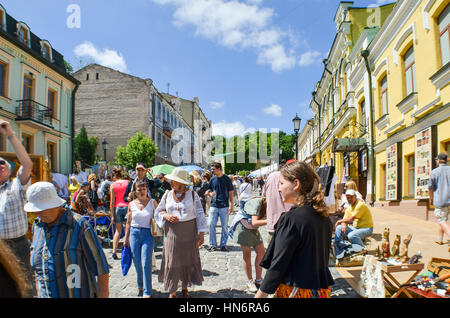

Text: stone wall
xmin=73 ymin=64 xmax=151 ymax=162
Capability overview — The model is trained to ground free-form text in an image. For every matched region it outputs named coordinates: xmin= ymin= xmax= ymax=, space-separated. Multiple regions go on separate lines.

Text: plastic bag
xmin=358 ymin=255 xmax=385 ymax=298
xmin=121 ymin=246 xmax=133 ymax=276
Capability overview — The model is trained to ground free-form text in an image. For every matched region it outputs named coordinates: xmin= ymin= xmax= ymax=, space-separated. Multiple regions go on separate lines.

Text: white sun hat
xmin=165 ymin=167 xmax=193 ymax=186
xmin=345 ymin=189 xmax=356 ymax=196
xmin=24 ymin=182 xmax=66 ymax=213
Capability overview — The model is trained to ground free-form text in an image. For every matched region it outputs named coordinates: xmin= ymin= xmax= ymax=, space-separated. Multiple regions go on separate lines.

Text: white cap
xmin=24 ymin=182 xmax=66 ymax=213
xmin=345 ymin=189 xmax=356 ymax=196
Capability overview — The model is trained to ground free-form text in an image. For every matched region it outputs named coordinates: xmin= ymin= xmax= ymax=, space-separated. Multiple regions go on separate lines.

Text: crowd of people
xmin=1 ymin=118 xmax=449 ymax=298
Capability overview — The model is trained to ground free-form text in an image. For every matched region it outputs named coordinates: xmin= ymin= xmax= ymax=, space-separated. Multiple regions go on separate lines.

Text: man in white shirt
xmin=0 ymin=119 xmax=33 ymax=297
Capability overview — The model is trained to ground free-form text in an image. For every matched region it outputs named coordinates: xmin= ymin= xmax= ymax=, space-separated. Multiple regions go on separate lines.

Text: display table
xmin=405 ymin=286 xmax=449 ymax=298
xmin=373 ymin=260 xmax=425 ymax=298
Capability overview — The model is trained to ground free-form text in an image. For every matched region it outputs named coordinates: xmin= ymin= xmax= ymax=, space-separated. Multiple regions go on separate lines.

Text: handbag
xmin=121 ymin=246 xmax=133 ymax=276
xmin=238 ymin=184 xmax=250 ymax=201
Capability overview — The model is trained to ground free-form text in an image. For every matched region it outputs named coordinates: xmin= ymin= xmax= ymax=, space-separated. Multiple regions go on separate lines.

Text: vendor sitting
xmin=334 ymin=189 xmax=373 ymax=260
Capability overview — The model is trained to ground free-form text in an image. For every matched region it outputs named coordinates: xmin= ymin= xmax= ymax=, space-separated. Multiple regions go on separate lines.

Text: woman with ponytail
xmin=255 ymin=161 xmax=334 ymax=298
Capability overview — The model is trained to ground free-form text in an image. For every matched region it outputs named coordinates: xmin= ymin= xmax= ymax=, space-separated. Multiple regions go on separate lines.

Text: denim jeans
xmin=130 ymin=227 xmax=154 ymax=296
xmin=334 ymin=224 xmax=373 ymax=259
xmin=208 ymin=206 xmax=229 ymax=247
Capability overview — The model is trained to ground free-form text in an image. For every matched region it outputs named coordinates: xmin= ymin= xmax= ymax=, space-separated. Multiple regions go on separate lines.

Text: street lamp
xmin=102 ymin=139 xmax=108 ymax=162
xmin=292 ymin=114 xmax=301 ymax=160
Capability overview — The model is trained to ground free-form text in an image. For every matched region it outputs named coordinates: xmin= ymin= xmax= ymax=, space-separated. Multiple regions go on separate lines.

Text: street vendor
xmin=334 ymin=189 xmax=374 ymax=260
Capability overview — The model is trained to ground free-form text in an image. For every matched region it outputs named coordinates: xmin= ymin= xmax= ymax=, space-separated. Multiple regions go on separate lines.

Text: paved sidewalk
xmin=334 ymin=207 xmax=450 ymax=294
xmin=107 ymin=194 xmax=359 ymax=298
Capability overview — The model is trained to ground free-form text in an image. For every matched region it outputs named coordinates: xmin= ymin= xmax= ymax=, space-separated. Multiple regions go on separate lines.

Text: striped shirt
xmin=0 ymin=177 xmax=30 ymax=239
xmin=30 ymin=209 xmax=110 ymax=298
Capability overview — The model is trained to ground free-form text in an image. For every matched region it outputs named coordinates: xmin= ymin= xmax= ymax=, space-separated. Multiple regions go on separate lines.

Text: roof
xmin=0 ymin=10 xmax=79 ymax=84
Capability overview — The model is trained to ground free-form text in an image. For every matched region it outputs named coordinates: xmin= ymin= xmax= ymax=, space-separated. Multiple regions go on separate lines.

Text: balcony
xmin=163 ymin=120 xmax=172 ymax=138
xmin=15 ymin=99 xmax=53 ymax=128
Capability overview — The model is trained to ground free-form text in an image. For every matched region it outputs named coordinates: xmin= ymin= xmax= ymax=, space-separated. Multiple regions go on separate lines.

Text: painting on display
xmin=386 ymin=144 xmax=398 ymax=201
xmin=415 ymin=127 xmax=432 ymax=199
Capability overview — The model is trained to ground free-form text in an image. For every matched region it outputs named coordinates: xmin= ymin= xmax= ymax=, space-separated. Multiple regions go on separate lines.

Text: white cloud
xmin=263 ymin=104 xmax=282 ymax=117
xmin=298 ymin=50 xmax=322 ymax=67
xmin=212 ymin=121 xmax=255 ymax=138
xmin=153 ymin=0 xmax=307 ymax=72
xmin=74 ymin=42 xmax=127 ymax=72
xmin=210 ymin=101 xmax=225 ymax=109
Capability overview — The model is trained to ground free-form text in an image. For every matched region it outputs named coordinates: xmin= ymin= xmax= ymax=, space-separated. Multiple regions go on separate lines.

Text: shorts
xmin=434 ymin=206 xmax=449 ymax=224
xmin=114 ymin=206 xmax=128 ymax=223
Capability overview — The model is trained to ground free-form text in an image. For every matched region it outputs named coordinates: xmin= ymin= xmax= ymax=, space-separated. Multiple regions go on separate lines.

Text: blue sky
xmin=1 ymin=0 xmax=394 ymax=137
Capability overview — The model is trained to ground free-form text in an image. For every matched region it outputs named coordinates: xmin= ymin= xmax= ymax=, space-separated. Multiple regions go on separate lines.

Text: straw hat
xmin=165 ymin=167 xmax=193 ymax=186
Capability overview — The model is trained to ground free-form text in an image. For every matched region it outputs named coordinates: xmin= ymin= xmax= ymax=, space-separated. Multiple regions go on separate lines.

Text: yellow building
xmin=309 ymin=0 xmax=449 ymax=221
xmin=366 ymin=0 xmax=449 ymax=220
xmin=310 ymin=1 xmax=396 ymax=202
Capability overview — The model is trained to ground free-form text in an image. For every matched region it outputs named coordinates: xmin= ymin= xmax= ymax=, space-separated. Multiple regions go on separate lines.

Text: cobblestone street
xmin=107 ymin=195 xmax=359 ymax=298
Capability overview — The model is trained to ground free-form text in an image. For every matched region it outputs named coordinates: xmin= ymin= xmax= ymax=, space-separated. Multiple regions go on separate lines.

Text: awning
xmin=333 ymin=138 xmax=366 ymax=153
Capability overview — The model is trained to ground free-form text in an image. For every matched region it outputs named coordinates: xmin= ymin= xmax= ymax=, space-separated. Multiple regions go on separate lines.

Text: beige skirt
xmin=158 ymin=219 xmax=203 ymax=293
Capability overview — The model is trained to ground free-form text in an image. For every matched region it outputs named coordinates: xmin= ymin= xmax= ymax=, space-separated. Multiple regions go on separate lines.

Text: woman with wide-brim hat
xmin=154 ymin=167 xmax=208 ymax=298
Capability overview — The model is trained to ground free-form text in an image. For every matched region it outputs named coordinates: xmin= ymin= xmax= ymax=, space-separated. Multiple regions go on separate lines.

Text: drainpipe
xmin=323 ymin=59 xmax=336 ymax=167
xmin=71 ymin=82 xmax=80 ymax=174
xmin=312 ymin=91 xmax=322 ymax=165
xmin=361 ymin=49 xmax=376 ymax=207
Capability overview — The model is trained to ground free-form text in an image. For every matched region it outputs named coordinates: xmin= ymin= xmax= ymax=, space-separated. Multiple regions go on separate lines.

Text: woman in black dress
xmin=255 ymin=161 xmax=334 ymax=298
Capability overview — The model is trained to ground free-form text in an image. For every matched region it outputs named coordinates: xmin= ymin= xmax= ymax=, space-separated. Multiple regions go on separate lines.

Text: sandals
xmin=182 ymin=289 xmax=190 ymax=298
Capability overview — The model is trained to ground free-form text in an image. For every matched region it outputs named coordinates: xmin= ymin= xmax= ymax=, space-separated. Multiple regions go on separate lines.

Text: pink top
xmin=263 ymin=171 xmax=293 ymax=233
xmin=112 ymin=180 xmax=129 ymax=208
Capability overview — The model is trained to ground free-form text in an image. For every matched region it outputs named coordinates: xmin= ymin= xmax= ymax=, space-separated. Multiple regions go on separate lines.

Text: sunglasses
xmin=0 ymin=160 xmax=7 ymax=165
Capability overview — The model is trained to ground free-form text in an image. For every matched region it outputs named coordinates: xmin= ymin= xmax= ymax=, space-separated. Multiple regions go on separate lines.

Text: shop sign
xmin=414 ymin=127 xmax=432 ymax=199
xmin=386 ymin=143 xmax=399 ymax=201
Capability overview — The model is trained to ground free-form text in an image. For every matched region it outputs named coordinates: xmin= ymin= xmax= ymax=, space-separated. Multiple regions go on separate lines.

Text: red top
xmin=112 ymin=180 xmax=129 ymax=208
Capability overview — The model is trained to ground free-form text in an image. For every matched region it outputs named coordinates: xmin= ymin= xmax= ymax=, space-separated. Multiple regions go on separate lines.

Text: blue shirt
xmin=208 ymin=175 xmax=234 ymax=208
xmin=429 ymin=164 xmax=450 ymax=208
xmin=30 ymin=209 xmax=110 ymax=298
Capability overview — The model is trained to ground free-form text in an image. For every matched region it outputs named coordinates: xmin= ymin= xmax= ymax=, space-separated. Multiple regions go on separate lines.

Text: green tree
xmin=115 ymin=132 xmax=157 ymax=169
xmin=64 ymin=60 xmax=74 ymax=74
xmin=74 ymin=125 xmax=98 ymax=168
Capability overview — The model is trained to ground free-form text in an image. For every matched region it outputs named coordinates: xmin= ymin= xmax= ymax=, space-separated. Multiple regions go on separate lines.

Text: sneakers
xmin=112 ymin=253 xmax=120 ymax=260
xmin=138 ymin=289 xmax=143 ymax=297
xmin=246 ymin=280 xmax=258 ymax=293
xmin=254 ymin=279 xmax=262 ymax=289
xmin=207 ymin=246 xmax=218 ymax=252
xmin=220 ymin=246 xmax=229 ymax=252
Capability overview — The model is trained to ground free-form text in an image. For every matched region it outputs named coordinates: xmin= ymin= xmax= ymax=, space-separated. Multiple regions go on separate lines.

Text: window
xmin=23 ymin=74 xmax=34 ymax=116
xmin=47 ymin=88 xmax=57 ymax=118
xmin=47 ymin=141 xmax=57 ymax=172
xmin=403 ymin=46 xmax=417 ymax=96
xmin=86 ymin=73 xmax=89 ymax=81
xmin=18 ymin=25 xmax=30 ymax=46
xmin=157 ymin=132 xmax=161 ymax=151
xmin=0 ymin=9 xmax=4 ymax=30
xmin=0 ymin=61 xmax=7 ymax=97
xmin=380 ymin=76 xmax=388 ymax=116
xmin=438 ymin=4 xmax=450 ymax=66
xmin=42 ymin=43 xmax=51 ymax=60
xmin=157 ymin=101 xmax=161 ymax=120
xmin=360 ymin=99 xmax=366 ymax=131
xmin=96 ymin=73 xmax=99 ymax=80
xmin=22 ymin=133 xmax=33 ymax=153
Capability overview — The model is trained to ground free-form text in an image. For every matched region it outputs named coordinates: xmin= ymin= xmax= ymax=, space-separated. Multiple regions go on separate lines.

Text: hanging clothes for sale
xmin=315 ymin=165 xmax=335 ymax=197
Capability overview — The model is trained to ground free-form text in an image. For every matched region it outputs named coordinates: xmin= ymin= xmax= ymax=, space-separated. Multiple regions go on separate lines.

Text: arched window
xmin=40 ymin=40 xmax=53 ymax=61
xmin=380 ymin=75 xmax=388 ymax=116
xmin=403 ymin=46 xmax=417 ymax=96
xmin=16 ymin=22 xmax=31 ymax=47
xmin=438 ymin=4 xmax=449 ymax=66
